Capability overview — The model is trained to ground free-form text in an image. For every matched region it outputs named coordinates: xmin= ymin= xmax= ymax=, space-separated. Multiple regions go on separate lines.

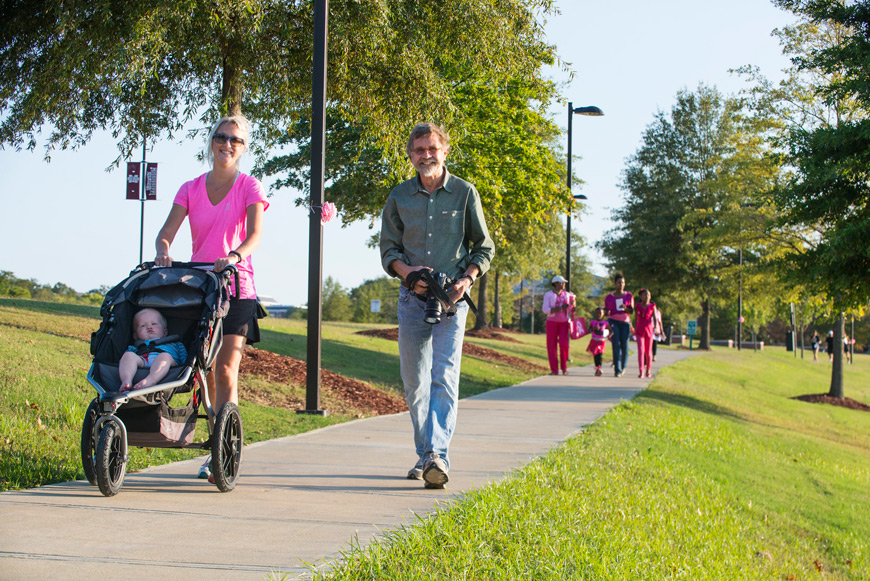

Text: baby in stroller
xmin=119 ymin=308 xmax=188 ymax=392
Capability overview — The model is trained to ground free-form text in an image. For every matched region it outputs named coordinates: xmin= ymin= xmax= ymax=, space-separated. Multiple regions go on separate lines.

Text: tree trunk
xmin=473 ymin=273 xmax=489 ymax=331
xmin=829 ymin=314 xmax=845 ymax=398
xmin=492 ymin=271 xmax=502 ymax=328
xmin=517 ymin=280 xmax=524 ymax=332
xmin=699 ymin=297 xmax=711 ymax=350
xmin=222 ymin=58 xmax=244 ymax=117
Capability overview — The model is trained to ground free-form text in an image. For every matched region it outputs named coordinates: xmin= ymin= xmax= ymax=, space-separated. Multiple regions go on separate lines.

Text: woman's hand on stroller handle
xmin=154 ymin=254 xmax=173 ymax=267
xmin=213 ymin=253 xmax=241 ymax=272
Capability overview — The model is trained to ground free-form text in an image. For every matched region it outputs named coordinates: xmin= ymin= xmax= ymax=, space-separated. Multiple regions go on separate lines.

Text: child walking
xmin=586 ymin=307 xmax=610 ymax=377
xmin=634 ymin=289 xmax=657 ymax=378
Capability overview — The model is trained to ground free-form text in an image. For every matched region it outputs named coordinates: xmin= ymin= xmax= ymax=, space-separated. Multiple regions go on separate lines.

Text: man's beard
xmin=416 ymin=160 xmax=441 ymax=178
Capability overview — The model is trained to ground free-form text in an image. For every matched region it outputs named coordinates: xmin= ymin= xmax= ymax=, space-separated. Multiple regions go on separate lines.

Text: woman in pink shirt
xmin=542 ymin=275 xmax=576 ymax=375
xmin=634 ymin=288 xmax=657 ymax=378
xmin=154 ymin=115 xmax=268 ymax=481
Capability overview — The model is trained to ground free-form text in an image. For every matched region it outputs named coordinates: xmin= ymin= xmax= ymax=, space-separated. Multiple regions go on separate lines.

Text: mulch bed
xmin=356 ymin=327 xmax=548 ymax=374
xmin=466 ymin=327 xmax=521 ymax=342
xmin=792 ymin=393 xmax=870 ymax=412
xmin=239 ymin=347 xmax=407 ymax=416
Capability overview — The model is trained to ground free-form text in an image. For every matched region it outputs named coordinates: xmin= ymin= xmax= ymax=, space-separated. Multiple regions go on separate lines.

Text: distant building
xmin=256 ymin=295 xmax=297 ymax=318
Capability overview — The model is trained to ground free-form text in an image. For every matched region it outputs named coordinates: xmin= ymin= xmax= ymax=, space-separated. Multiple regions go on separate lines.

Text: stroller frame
xmin=81 ymin=262 xmax=243 ymax=496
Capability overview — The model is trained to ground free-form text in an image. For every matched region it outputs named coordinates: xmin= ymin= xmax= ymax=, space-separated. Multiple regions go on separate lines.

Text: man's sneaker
xmin=422 ymin=455 xmax=449 ymax=487
xmin=197 ymin=455 xmax=211 ymax=480
xmin=407 ymin=457 xmax=425 ymax=480
xmin=424 ymin=480 xmax=446 ymax=490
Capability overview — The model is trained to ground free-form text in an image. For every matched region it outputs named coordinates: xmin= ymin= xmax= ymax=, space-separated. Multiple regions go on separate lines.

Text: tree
xmin=599 ymin=85 xmax=780 ymax=349
xmin=350 ymin=276 xmax=400 ymax=324
xmin=745 ymin=0 xmax=870 ymax=397
xmin=321 ymin=276 xmax=351 ymax=321
xmin=0 ymin=0 xmax=559 ymax=165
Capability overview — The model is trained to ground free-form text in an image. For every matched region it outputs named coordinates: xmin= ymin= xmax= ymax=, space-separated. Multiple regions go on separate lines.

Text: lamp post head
xmin=573 ymin=106 xmax=604 ymax=116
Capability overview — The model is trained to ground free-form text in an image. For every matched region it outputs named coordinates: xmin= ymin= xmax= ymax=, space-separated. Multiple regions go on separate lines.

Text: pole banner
xmin=126 ymin=162 xmax=141 ymax=200
xmin=145 ymin=163 xmax=158 ymax=200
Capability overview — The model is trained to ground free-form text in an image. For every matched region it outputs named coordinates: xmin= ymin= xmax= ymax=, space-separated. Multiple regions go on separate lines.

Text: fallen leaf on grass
xmin=36 ymin=417 xmax=45 ymax=431
xmin=25 ymin=399 xmax=39 ymax=411
xmin=814 ymin=560 xmax=823 ymax=572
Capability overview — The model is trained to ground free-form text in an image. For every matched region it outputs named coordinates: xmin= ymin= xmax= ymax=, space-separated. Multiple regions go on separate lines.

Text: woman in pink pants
xmin=542 ymin=275 xmax=576 ymax=375
xmin=634 ymin=288 xmax=657 ymax=378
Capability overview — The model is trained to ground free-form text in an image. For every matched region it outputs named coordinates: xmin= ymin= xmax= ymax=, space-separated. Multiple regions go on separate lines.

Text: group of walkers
xmin=543 ymin=272 xmax=664 ymax=378
xmin=810 ymin=330 xmax=854 ymax=363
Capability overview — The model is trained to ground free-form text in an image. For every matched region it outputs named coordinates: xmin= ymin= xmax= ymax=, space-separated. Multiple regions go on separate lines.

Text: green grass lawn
xmin=310 ymin=348 xmax=870 ymax=580
xmin=0 ymin=298 xmax=549 ymax=490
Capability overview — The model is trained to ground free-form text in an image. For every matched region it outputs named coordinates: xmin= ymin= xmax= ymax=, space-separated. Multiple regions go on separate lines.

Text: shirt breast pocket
xmin=440 ymin=210 xmax=463 ymax=235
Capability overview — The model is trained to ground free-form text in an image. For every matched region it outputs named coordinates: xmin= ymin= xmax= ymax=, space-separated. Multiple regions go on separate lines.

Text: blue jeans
xmin=397 ymin=286 xmax=469 ymax=469
xmin=609 ymin=319 xmax=631 ymax=374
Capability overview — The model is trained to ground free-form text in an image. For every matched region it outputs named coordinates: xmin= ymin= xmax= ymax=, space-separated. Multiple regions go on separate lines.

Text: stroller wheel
xmin=211 ymin=402 xmax=243 ymax=492
xmin=96 ymin=422 xmax=127 ymax=497
xmin=80 ymin=398 xmax=100 ymax=486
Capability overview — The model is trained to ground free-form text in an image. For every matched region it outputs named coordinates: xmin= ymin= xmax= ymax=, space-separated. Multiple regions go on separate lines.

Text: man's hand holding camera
xmin=449 ymin=272 xmax=474 ymax=303
xmin=392 ymin=261 xmax=477 ymax=304
xmin=393 ymin=263 xmax=432 ymax=295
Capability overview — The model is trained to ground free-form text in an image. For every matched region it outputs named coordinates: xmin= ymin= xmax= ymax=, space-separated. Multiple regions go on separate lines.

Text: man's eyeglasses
xmin=212 ymin=132 xmax=246 ymax=147
xmin=412 ymin=146 xmax=440 ymax=156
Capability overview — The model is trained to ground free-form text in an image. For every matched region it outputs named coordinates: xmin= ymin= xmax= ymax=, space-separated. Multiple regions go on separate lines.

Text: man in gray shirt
xmin=380 ymin=123 xmax=495 ymax=489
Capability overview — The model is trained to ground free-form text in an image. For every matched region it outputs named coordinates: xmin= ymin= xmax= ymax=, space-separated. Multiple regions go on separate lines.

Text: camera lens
xmin=424 ymin=297 xmax=442 ymax=324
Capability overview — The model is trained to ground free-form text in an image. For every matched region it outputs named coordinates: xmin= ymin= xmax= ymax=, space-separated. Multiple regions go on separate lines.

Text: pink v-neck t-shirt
xmin=173 ymin=172 xmax=269 ymax=299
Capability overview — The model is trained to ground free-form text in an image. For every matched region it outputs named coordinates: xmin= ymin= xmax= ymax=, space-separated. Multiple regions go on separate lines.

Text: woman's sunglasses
xmin=212 ymin=132 xmax=246 ymax=147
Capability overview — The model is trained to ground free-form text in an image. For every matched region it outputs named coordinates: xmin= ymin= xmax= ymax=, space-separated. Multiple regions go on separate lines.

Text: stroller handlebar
xmin=138 ymin=261 xmax=240 ymax=300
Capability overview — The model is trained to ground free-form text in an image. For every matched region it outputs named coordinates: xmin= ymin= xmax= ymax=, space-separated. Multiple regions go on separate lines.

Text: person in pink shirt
xmin=154 ymin=115 xmax=269 ymax=482
xmin=634 ymin=288 xmax=657 ymax=378
xmin=586 ymin=307 xmax=610 ymax=377
xmin=542 ymin=275 xmax=576 ymax=375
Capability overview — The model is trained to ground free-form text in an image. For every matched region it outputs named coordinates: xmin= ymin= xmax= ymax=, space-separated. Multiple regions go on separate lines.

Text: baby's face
xmin=133 ymin=311 xmax=168 ymax=341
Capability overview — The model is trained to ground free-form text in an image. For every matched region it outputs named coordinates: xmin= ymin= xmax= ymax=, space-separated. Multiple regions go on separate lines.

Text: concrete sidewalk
xmin=1 ymin=348 xmax=696 ymax=580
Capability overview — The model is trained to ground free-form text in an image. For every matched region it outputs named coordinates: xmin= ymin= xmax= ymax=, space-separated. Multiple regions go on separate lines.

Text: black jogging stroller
xmin=82 ymin=262 xmax=242 ymax=496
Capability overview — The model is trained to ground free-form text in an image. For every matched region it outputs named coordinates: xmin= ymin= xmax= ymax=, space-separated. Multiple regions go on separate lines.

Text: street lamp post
xmin=737 ymin=246 xmax=742 ymax=351
xmin=566 ymin=102 xmax=604 ymax=292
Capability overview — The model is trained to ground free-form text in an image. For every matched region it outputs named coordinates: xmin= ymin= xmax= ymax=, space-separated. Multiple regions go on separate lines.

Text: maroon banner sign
xmin=145 ymin=163 xmax=158 ymax=200
xmin=126 ymin=162 xmax=141 ymax=200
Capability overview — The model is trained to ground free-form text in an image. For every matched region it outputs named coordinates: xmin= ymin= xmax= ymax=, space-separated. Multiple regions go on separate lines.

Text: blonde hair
xmin=204 ymin=115 xmax=252 ymax=167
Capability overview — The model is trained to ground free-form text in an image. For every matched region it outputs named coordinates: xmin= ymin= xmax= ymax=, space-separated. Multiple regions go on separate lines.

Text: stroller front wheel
xmin=80 ymin=398 xmax=100 ymax=486
xmin=96 ymin=422 xmax=127 ymax=497
xmin=211 ymin=402 xmax=243 ymax=492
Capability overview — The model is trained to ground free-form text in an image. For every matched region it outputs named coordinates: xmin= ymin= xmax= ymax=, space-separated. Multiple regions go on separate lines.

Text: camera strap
xmin=462 ymin=292 xmax=479 ymax=317
xmin=420 ymin=271 xmax=479 ymax=318
xmin=421 ymin=271 xmax=456 ymax=312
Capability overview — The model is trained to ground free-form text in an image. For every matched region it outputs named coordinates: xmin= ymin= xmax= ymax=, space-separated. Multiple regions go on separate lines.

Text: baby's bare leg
xmin=119 ymin=351 xmax=144 ymax=391
xmin=133 ymin=352 xmax=175 ymax=390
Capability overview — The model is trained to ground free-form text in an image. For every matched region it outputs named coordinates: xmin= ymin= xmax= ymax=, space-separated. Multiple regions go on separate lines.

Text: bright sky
xmin=0 ymin=0 xmax=795 ymax=306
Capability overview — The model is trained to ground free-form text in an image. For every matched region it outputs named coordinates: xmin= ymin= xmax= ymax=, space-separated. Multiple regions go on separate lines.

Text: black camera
xmin=423 ymin=272 xmax=455 ymax=325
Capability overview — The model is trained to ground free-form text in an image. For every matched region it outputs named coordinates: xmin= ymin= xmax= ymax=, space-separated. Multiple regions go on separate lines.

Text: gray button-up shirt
xmin=380 ymin=170 xmax=495 ymax=280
